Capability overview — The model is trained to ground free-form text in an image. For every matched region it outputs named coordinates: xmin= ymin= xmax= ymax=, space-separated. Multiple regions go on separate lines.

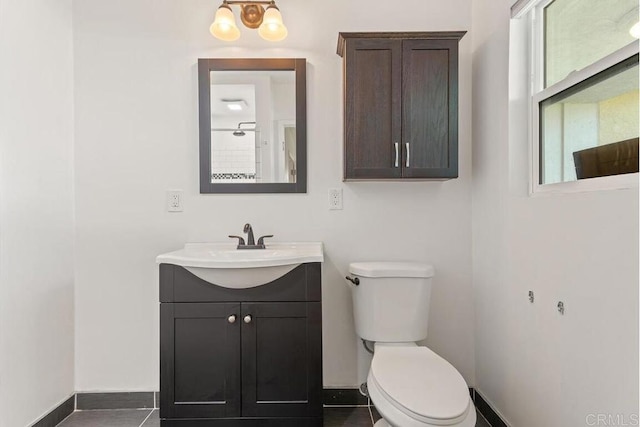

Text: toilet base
xmin=374 ymin=419 xmax=390 ymax=427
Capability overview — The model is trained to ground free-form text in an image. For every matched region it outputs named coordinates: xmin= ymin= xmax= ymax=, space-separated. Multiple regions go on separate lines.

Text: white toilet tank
xmin=348 ymin=262 xmax=435 ymax=343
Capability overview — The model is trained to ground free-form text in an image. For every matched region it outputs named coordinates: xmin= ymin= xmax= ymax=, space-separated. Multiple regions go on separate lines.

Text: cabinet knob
xmin=228 ymin=315 xmax=237 ymax=324
xmin=244 ymin=315 xmax=253 ymax=324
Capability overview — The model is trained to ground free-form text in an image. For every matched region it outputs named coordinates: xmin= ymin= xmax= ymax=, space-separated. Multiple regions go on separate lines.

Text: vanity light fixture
xmin=630 ymin=21 xmax=640 ymax=39
xmin=210 ymin=0 xmax=288 ymax=42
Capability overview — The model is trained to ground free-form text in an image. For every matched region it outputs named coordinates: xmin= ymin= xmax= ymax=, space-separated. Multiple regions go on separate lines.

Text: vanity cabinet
xmin=337 ymin=32 xmax=466 ymax=180
xmin=159 ymin=263 xmax=322 ymax=427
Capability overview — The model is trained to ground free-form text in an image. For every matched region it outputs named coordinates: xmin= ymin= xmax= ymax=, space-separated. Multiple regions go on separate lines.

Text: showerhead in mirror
xmin=233 ymin=121 xmax=256 ymax=137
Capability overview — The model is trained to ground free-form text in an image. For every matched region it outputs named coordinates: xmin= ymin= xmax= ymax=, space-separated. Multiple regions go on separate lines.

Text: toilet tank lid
xmin=349 ymin=262 xmax=435 ymax=278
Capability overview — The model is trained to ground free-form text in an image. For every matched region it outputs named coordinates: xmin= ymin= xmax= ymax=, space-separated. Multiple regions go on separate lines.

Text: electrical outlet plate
xmin=328 ymin=188 xmax=343 ymax=210
xmin=167 ymin=190 xmax=183 ymax=212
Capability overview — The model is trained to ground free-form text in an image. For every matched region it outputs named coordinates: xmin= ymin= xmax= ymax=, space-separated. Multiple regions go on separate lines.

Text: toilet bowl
xmin=367 ymin=344 xmax=475 ymax=427
xmin=346 ymin=262 xmax=475 ymax=427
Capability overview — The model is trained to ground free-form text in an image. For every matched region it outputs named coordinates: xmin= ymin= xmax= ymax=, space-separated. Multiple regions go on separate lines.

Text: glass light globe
xmin=210 ymin=5 xmax=241 ymax=41
xmin=258 ymin=5 xmax=287 ymax=42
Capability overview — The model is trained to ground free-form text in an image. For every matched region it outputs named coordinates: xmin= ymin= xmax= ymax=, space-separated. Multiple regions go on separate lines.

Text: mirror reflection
xmin=210 ymin=70 xmax=296 ymax=184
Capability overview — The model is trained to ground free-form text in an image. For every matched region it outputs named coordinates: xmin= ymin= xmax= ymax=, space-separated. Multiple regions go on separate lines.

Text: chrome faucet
xmin=229 ymin=223 xmax=273 ymax=249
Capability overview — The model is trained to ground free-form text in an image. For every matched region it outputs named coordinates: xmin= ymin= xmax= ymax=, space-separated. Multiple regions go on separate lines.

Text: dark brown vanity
xmin=159 ymin=262 xmax=323 ymax=426
xmin=337 ymin=32 xmax=465 ymax=180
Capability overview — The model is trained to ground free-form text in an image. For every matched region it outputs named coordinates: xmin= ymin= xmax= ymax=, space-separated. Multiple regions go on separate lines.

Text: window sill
xmin=530 ymin=172 xmax=639 ymax=196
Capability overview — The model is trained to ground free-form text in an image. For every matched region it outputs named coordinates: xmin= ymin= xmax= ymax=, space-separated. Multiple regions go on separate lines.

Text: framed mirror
xmin=198 ymin=58 xmax=307 ymax=193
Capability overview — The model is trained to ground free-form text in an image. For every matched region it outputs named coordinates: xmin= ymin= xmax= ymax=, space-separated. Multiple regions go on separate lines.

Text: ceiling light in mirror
xmin=222 ymin=99 xmax=248 ymax=111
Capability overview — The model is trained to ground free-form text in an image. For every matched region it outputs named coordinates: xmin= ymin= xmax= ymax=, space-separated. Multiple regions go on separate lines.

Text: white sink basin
xmin=156 ymin=242 xmax=323 ymax=288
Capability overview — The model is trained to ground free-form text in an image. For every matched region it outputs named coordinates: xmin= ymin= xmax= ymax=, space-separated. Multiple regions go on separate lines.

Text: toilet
xmin=346 ymin=262 xmax=476 ymax=427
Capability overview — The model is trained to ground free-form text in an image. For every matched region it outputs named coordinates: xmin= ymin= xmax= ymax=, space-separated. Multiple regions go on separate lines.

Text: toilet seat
xmin=369 ymin=346 xmax=473 ymax=426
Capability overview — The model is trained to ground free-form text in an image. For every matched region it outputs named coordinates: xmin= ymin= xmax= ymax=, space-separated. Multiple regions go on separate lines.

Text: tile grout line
xmin=55 ymin=411 xmax=75 ymax=427
xmin=138 ymin=409 xmax=154 ymax=427
xmin=478 ymin=409 xmax=493 ymax=427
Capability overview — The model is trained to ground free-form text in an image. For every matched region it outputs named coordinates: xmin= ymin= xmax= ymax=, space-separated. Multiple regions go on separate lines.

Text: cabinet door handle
xmin=243 ymin=315 xmax=252 ymax=324
xmin=394 ymin=142 xmax=399 ymax=167
xmin=405 ymin=142 xmax=410 ymax=168
xmin=228 ymin=314 xmax=237 ymax=324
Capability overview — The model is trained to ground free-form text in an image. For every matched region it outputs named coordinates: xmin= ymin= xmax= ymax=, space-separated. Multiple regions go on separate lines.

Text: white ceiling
xmin=545 ymin=0 xmax=638 ymax=86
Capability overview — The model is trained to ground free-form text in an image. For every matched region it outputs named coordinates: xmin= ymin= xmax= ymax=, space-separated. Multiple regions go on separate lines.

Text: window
xmin=543 ymin=0 xmax=636 ymax=88
xmin=520 ymin=0 xmax=640 ymax=191
xmin=539 ymin=57 xmax=638 ymax=184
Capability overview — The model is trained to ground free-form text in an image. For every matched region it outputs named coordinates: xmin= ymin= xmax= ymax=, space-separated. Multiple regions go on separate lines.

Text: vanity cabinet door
xmin=240 ymin=302 xmax=323 ymax=418
xmin=160 ymin=302 xmax=241 ymax=419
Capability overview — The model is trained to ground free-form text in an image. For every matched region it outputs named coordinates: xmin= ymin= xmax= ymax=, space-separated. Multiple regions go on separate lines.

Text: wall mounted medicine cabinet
xmin=337 ymin=32 xmax=465 ymax=180
xmin=198 ymin=58 xmax=307 ymax=193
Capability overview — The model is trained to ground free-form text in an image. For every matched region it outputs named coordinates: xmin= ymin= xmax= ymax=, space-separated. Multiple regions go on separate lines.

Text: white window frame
xmin=522 ymin=0 xmax=640 ymax=195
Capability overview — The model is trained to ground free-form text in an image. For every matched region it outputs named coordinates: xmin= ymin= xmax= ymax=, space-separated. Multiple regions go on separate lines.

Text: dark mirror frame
xmin=198 ymin=58 xmax=307 ymax=193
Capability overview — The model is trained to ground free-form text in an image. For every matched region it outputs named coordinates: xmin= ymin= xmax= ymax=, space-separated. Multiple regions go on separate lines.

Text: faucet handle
xmin=228 ymin=235 xmax=246 ymax=246
xmin=257 ymin=235 xmax=273 ymax=246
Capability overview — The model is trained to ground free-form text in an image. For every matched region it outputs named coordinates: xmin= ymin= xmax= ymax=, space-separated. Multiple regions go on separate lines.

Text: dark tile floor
xmin=57 ymin=407 xmax=491 ymax=426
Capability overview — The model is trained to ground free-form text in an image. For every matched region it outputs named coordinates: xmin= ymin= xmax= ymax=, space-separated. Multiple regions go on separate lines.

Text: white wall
xmin=0 ymin=0 xmax=75 ymax=426
xmin=72 ymin=0 xmax=474 ymax=391
xmin=472 ymin=1 xmax=639 ymax=425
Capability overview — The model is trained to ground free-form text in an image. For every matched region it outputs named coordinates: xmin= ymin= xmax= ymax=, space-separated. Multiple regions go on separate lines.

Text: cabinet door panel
xmin=241 ymin=302 xmax=322 ymax=418
xmin=402 ymin=39 xmax=459 ymax=178
xmin=255 ymin=316 xmax=307 ymax=402
xmin=175 ymin=318 xmax=227 ymax=403
xmin=345 ymin=39 xmax=402 ymax=179
xmin=160 ymin=303 xmax=241 ymax=419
